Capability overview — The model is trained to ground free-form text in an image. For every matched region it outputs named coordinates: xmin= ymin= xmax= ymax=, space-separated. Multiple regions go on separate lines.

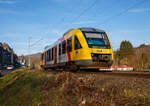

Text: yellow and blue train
xmin=40 ymin=28 xmax=114 ymax=71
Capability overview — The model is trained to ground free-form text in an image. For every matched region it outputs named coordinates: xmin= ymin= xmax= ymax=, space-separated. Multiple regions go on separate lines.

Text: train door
xmin=44 ymin=52 xmax=47 ymax=66
xmin=57 ymin=44 xmax=60 ymax=64
xmin=54 ymin=46 xmax=57 ymax=66
xmin=66 ymin=37 xmax=72 ymax=62
xmin=73 ymin=35 xmax=82 ymax=61
xmin=40 ymin=53 xmax=44 ymax=67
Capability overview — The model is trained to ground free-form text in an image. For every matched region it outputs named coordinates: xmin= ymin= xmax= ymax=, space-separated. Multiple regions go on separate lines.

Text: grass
xmin=0 ymin=69 xmax=150 ymax=106
xmin=0 ymin=69 xmax=47 ymax=106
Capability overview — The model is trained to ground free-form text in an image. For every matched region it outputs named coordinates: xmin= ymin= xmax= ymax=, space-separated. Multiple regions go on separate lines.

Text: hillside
xmin=29 ymin=52 xmax=41 ymax=58
xmin=29 ymin=53 xmax=41 ymax=69
xmin=133 ymin=45 xmax=150 ymax=69
xmin=0 ymin=69 xmax=150 ymax=106
xmin=135 ymin=45 xmax=150 ymax=57
xmin=113 ymin=44 xmax=150 ymax=70
xmin=21 ymin=52 xmax=41 ymax=69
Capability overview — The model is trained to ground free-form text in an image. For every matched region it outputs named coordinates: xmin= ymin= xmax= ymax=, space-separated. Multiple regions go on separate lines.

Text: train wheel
xmin=69 ymin=64 xmax=80 ymax=72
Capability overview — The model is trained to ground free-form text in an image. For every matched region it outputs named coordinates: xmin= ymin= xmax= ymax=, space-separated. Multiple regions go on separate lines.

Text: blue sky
xmin=0 ymin=0 xmax=150 ymax=55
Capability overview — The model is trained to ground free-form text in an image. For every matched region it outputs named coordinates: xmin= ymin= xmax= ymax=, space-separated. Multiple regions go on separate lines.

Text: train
xmin=40 ymin=28 xmax=114 ymax=71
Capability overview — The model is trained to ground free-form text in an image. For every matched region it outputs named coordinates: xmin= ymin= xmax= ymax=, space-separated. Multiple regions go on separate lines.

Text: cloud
xmin=128 ymin=8 xmax=150 ymax=13
xmin=0 ymin=0 xmax=16 ymax=4
xmin=1 ymin=33 xmax=23 ymax=37
xmin=0 ymin=9 xmax=18 ymax=14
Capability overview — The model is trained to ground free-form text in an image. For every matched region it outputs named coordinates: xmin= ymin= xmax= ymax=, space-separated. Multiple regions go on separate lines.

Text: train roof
xmin=63 ymin=29 xmax=73 ymax=37
xmin=63 ymin=28 xmax=105 ymax=37
xmin=44 ymin=27 xmax=105 ymax=51
xmin=79 ymin=27 xmax=105 ymax=32
xmin=44 ymin=37 xmax=65 ymax=51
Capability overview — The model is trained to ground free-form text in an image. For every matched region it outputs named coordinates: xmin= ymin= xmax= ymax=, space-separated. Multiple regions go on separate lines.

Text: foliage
xmin=139 ymin=53 xmax=149 ymax=69
xmin=0 ymin=69 xmax=46 ymax=106
xmin=119 ymin=40 xmax=134 ymax=58
xmin=138 ymin=44 xmax=146 ymax=48
xmin=115 ymin=40 xmax=134 ymax=66
xmin=114 ymin=41 xmax=150 ymax=69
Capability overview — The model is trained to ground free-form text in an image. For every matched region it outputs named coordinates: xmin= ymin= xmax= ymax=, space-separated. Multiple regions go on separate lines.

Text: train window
xmin=47 ymin=51 xmax=49 ymax=61
xmin=83 ymin=32 xmax=110 ymax=49
xmin=50 ymin=49 xmax=52 ymax=61
xmin=49 ymin=49 xmax=51 ymax=61
xmin=67 ymin=37 xmax=72 ymax=52
xmin=62 ymin=41 xmax=66 ymax=54
xmin=52 ymin=48 xmax=54 ymax=60
xmin=48 ymin=50 xmax=51 ymax=61
xmin=47 ymin=51 xmax=48 ymax=61
xmin=75 ymin=36 xmax=82 ymax=50
xmin=47 ymin=50 xmax=50 ymax=61
xmin=59 ymin=44 xmax=61 ymax=55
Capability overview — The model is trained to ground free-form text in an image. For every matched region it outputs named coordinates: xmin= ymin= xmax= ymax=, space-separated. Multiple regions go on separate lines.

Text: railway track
xmin=76 ymin=70 xmax=150 ymax=78
xmin=42 ymin=69 xmax=150 ymax=78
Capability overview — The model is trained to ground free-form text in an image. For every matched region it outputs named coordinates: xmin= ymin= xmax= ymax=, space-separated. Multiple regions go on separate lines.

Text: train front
xmin=80 ymin=28 xmax=114 ymax=69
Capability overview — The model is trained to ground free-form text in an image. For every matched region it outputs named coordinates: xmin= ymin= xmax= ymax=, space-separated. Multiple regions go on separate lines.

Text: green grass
xmin=0 ymin=69 xmax=48 ymax=106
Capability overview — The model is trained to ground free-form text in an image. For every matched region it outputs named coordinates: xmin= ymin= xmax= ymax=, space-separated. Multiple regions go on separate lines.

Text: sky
xmin=0 ymin=0 xmax=150 ymax=55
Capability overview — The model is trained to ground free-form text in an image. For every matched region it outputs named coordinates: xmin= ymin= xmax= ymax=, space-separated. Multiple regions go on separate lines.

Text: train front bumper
xmin=74 ymin=59 xmax=113 ymax=69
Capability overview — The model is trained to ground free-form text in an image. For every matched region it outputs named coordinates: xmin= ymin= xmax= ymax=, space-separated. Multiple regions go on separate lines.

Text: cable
xmin=54 ymin=0 xmax=99 ymax=37
xmin=93 ymin=0 xmax=122 ymax=20
xmin=44 ymin=1 xmax=83 ymax=39
xmin=95 ymin=0 xmax=148 ymax=27
xmin=46 ymin=0 xmax=98 ymax=38
xmin=69 ymin=0 xmax=98 ymax=24
xmin=30 ymin=38 xmax=43 ymax=47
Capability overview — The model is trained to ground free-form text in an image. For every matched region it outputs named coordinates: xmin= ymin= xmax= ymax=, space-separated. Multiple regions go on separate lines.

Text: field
xmin=0 ymin=69 xmax=150 ymax=106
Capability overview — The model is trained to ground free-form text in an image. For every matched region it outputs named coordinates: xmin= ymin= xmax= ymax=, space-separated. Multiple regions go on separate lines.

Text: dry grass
xmin=1 ymin=69 xmax=150 ymax=106
xmin=40 ymin=72 xmax=150 ymax=106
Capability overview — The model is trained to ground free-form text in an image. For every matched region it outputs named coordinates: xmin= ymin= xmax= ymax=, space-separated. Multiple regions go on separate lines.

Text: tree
xmin=138 ymin=44 xmax=146 ymax=48
xmin=115 ymin=40 xmax=134 ymax=66
xmin=140 ymin=53 xmax=149 ymax=69
xmin=119 ymin=40 xmax=134 ymax=59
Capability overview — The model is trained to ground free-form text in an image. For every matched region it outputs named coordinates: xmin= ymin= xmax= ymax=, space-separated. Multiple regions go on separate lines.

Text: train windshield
xmin=84 ymin=32 xmax=110 ymax=49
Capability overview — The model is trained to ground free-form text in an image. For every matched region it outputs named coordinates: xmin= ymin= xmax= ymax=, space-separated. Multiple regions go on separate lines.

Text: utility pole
xmin=28 ymin=37 xmax=31 ymax=68
xmin=28 ymin=37 xmax=43 ymax=69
